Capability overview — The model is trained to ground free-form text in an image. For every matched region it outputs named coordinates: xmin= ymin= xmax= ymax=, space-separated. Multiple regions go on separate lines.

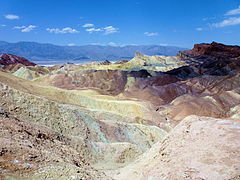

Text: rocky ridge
xmin=0 ymin=53 xmax=36 ymax=67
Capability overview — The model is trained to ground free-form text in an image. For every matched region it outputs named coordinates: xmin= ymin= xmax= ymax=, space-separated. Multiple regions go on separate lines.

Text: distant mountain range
xmin=0 ymin=41 xmax=187 ymax=64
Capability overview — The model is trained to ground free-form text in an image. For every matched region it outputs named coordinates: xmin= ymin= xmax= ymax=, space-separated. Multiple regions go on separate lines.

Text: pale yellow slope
xmin=0 ymin=71 xmax=156 ymax=120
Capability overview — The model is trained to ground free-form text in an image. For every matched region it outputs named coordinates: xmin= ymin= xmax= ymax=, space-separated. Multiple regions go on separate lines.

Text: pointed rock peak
xmin=135 ymin=51 xmax=144 ymax=58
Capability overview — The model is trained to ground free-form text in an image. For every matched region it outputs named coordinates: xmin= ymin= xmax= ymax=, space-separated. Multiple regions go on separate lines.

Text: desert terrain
xmin=0 ymin=42 xmax=240 ymax=180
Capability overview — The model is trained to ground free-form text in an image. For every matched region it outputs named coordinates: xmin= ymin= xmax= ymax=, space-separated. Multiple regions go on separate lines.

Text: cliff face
xmin=181 ymin=42 xmax=240 ymax=60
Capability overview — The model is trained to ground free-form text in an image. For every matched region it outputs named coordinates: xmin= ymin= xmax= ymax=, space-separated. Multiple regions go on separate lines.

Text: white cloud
xmin=196 ymin=27 xmax=203 ymax=31
xmin=159 ymin=43 xmax=168 ymax=46
xmin=84 ymin=25 xmax=119 ymax=35
xmin=225 ymin=6 xmax=240 ymax=16
xmin=13 ymin=25 xmax=36 ymax=32
xmin=89 ymin=42 xmax=104 ymax=45
xmin=0 ymin=24 xmax=6 ymax=27
xmin=14 ymin=26 xmax=26 ymax=29
xmin=89 ymin=42 xmax=126 ymax=46
xmin=86 ymin=28 xmax=103 ymax=33
xmin=68 ymin=43 xmax=76 ymax=46
xmin=212 ymin=17 xmax=240 ymax=28
xmin=103 ymin=26 xmax=119 ymax=34
xmin=46 ymin=27 xmax=79 ymax=34
xmin=108 ymin=42 xmax=120 ymax=46
xmin=82 ymin=23 xmax=94 ymax=28
xmin=21 ymin=25 xmax=36 ymax=32
xmin=108 ymin=42 xmax=117 ymax=46
xmin=108 ymin=42 xmax=131 ymax=47
xmin=144 ymin=32 xmax=158 ymax=36
xmin=86 ymin=26 xmax=119 ymax=35
xmin=4 ymin=14 xmax=19 ymax=20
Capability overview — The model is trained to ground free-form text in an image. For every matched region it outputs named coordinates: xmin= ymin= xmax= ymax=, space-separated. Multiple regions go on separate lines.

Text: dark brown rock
xmin=184 ymin=42 xmax=240 ymax=60
xmin=0 ymin=53 xmax=36 ymax=67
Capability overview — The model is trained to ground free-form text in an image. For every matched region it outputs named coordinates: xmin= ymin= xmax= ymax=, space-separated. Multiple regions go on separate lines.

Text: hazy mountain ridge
xmin=0 ymin=41 xmax=186 ymax=62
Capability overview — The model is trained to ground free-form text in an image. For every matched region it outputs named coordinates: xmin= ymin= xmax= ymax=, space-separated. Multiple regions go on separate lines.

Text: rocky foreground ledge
xmin=0 ymin=42 xmax=240 ymax=179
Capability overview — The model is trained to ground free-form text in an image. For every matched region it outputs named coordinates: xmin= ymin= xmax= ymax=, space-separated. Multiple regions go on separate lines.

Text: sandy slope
xmin=111 ymin=116 xmax=240 ymax=180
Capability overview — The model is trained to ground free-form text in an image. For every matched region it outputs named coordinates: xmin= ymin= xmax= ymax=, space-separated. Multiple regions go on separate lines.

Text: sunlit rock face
xmin=41 ymin=70 xmax=128 ymax=95
xmin=0 ymin=42 xmax=240 ymax=179
xmin=0 ymin=53 xmax=36 ymax=67
xmin=0 ymin=116 xmax=110 ymax=179
xmin=112 ymin=116 xmax=240 ymax=180
xmin=182 ymin=41 xmax=240 ymax=60
xmin=12 ymin=66 xmax=50 ymax=80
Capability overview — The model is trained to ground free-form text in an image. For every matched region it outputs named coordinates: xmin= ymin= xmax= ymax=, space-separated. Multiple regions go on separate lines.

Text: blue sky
xmin=0 ymin=0 xmax=239 ymax=48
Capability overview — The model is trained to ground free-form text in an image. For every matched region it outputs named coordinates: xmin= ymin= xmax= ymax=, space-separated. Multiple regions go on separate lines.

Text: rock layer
xmin=0 ymin=117 xmax=109 ymax=179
